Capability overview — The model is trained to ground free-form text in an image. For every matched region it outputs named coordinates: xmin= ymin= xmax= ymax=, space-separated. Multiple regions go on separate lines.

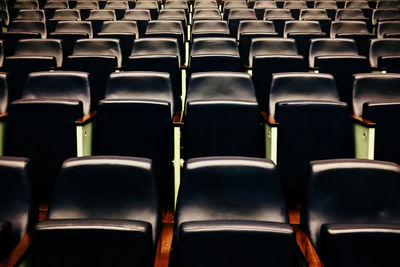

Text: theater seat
xmin=369 ymin=38 xmax=400 ymax=72
xmin=191 ymin=20 xmax=230 ymax=40
xmin=303 ymin=158 xmax=400 ymax=267
xmin=32 ymin=156 xmax=160 ymax=267
xmin=266 ymin=73 xmax=353 ymax=192
xmin=377 ymin=21 xmax=400 ymax=38
xmin=46 ymin=9 xmax=81 ymax=33
xmin=122 ymin=9 xmax=151 ymax=38
xmin=175 ymin=157 xmax=298 ymax=267
xmin=0 ymin=157 xmax=33 ymax=261
xmin=5 ymin=71 xmax=92 ymax=201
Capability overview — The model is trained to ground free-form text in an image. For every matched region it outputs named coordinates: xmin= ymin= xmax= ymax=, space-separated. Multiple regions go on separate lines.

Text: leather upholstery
xmin=369 ymin=38 xmax=400 ymax=71
xmin=15 ymin=10 xmax=45 ymax=21
xmin=192 ymin=9 xmax=221 ymax=21
xmin=52 ymin=21 xmax=92 ymax=37
xmin=270 ymin=73 xmax=352 ymax=191
xmin=250 ymin=38 xmax=305 ymax=110
xmin=158 ymin=9 xmax=187 ymax=30
xmin=263 ymin=9 xmax=294 ymax=36
xmin=184 ymin=72 xmax=264 ymax=158
xmin=320 ymin=223 xmax=400 ymax=267
xmin=254 ymin=1 xmax=277 ymax=19
xmin=372 ymin=9 xmax=400 ymax=26
xmin=377 ymin=21 xmax=400 ymax=38
xmin=223 ymin=2 xmax=248 ymax=20
xmin=283 ymin=1 xmax=307 ymax=19
xmin=352 ymin=73 xmax=400 ymax=163
xmin=122 ymin=9 xmax=151 ymax=37
xmin=303 ymin=159 xmax=400 ymax=252
xmin=0 ymin=157 xmax=32 ymax=256
xmin=193 ymin=1 xmax=218 ymax=9
xmin=189 ymin=37 xmax=241 ymax=73
xmin=135 ymin=1 xmax=159 ymax=19
xmin=8 ymin=21 xmax=46 ymax=38
xmin=227 ymin=9 xmax=257 ymax=38
xmin=191 ymin=20 xmax=230 ymax=40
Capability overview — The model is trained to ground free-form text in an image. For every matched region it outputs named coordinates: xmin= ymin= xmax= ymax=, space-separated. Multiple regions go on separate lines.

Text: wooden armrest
xmin=153 ymin=223 xmax=174 ymax=267
xmin=0 ymin=231 xmax=33 ymax=267
xmin=243 ymin=65 xmax=252 ymax=70
xmin=260 ymin=111 xmax=278 ymax=126
xmin=293 ymin=225 xmax=324 ymax=267
xmin=351 ymin=114 xmax=376 ymax=127
xmin=173 ymin=111 xmax=184 ymax=126
xmin=75 ymin=110 xmax=97 ymax=125
xmin=0 ymin=112 xmax=7 ymax=120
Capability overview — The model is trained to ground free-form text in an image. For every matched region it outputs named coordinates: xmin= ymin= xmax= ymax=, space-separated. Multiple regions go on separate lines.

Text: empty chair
xmin=122 ymin=9 xmax=151 ymax=38
xmin=158 ymin=9 xmax=188 ymax=38
xmin=4 ymin=39 xmax=63 ymax=101
xmin=43 ymin=1 xmax=69 ymax=19
xmin=369 ymin=38 xmax=400 ymax=72
xmin=65 ymin=39 xmax=121 ymax=109
xmin=33 ymin=156 xmax=160 ymax=267
xmin=135 ymin=1 xmax=159 ymax=19
xmin=253 ymin=1 xmax=277 ymax=20
xmin=302 ymin=159 xmax=400 ymax=267
xmin=94 ymin=72 xmax=174 ymax=206
xmin=223 ymin=1 xmax=248 ymax=20
xmin=193 ymin=0 xmax=218 ymax=9
xmin=377 ymin=20 xmax=400 ymax=38
xmin=267 ymin=73 xmax=353 ymax=192
xmin=104 ymin=1 xmax=129 ymax=20
xmin=0 ymin=157 xmax=33 ymax=261
xmin=9 ymin=1 xmax=38 ymax=18
xmin=145 ymin=20 xmax=185 ymax=65
xmin=263 ymin=8 xmax=294 ymax=36
xmin=164 ymin=1 xmax=189 ymax=20
xmin=192 ymin=9 xmax=221 ymax=21
xmin=250 ymin=38 xmax=305 ymax=110
xmin=299 ymin=8 xmax=331 ymax=35
xmin=48 ymin=21 xmax=92 ymax=58
xmin=353 ymin=73 xmax=400 ymax=163
xmin=284 ymin=1 xmax=308 ymax=19
xmin=5 ymin=71 xmax=91 ymax=200
xmin=191 ymin=20 xmax=230 ymax=40
xmin=309 ymin=38 xmax=370 ymax=105
xmin=181 ymin=72 xmax=264 ymax=159
xmin=314 ymin=1 xmax=337 ymax=20
xmin=344 ymin=1 xmax=372 ymax=18
xmin=74 ymin=1 xmax=99 ymax=20
xmin=284 ymin=21 xmax=326 ymax=62
xmin=336 ymin=8 xmax=370 ymax=28
xmin=372 ymin=9 xmax=400 ymax=26
xmin=189 ymin=37 xmax=241 ymax=73
xmin=85 ymin=10 xmax=116 ymax=36
xmin=97 ymin=21 xmax=138 ymax=66
xmin=377 ymin=1 xmax=400 ymax=9
xmin=128 ymin=38 xmax=182 ymax=109
xmin=228 ymin=9 xmax=257 ymax=38
xmin=175 ymin=157 xmax=298 ymax=267
xmin=46 ymin=9 xmax=81 ymax=33
xmin=15 ymin=9 xmax=45 ymax=21
xmin=237 ymin=20 xmax=278 ymax=66
xmin=330 ymin=21 xmax=375 ymax=56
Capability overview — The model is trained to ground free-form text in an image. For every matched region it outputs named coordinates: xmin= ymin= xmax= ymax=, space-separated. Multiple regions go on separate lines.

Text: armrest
xmin=153 ymin=223 xmax=173 ymax=267
xmin=0 ymin=112 xmax=7 ymax=120
xmin=260 ymin=111 xmax=278 ymax=126
xmin=173 ymin=110 xmax=184 ymax=126
xmin=0 ymin=231 xmax=33 ymax=267
xmin=351 ymin=114 xmax=376 ymax=127
xmin=75 ymin=110 xmax=97 ymax=125
xmin=293 ymin=225 xmax=323 ymax=267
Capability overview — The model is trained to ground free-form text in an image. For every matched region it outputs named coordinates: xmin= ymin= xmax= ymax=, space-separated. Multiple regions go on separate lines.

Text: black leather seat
xmin=183 ymin=72 xmax=264 ymax=159
xmin=227 ymin=9 xmax=257 ymax=38
xmin=223 ymin=1 xmax=248 ymax=20
xmin=175 ymin=156 xmax=297 ymax=267
xmin=372 ymin=9 xmax=400 ymax=26
xmin=85 ymin=9 xmax=116 ymax=36
xmin=302 ymin=158 xmax=400 ymax=267
xmin=268 ymin=73 xmax=353 ymax=192
xmin=74 ymin=1 xmax=99 ymax=20
xmin=284 ymin=0 xmax=308 ymax=19
xmin=0 ymin=157 xmax=33 ymax=261
xmin=43 ymin=1 xmax=69 ymax=19
xmin=376 ymin=1 xmax=400 ymax=10
xmin=377 ymin=21 xmax=400 ymax=38
xmin=193 ymin=0 xmax=218 ymax=10
xmin=250 ymin=38 xmax=305 ymax=110
xmin=15 ymin=9 xmax=45 ymax=21
xmin=145 ymin=20 xmax=185 ymax=65
xmin=192 ymin=9 xmax=221 ymax=21
xmin=5 ymin=71 xmax=90 ymax=200
xmin=189 ymin=37 xmax=241 ymax=73
xmin=263 ymin=8 xmax=294 ymax=36
xmin=128 ymin=38 xmax=182 ymax=109
xmin=65 ymin=38 xmax=121 ymax=110
xmin=48 ymin=21 xmax=93 ymax=59
xmin=9 ymin=1 xmax=38 ymax=19
xmin=309 ymin=38 xmax=370 ymax=105
xmin=97 ymin=21 xmax=138 ymax=66
xmin=191 ymin=20 xmax=230 ymax=40
xmin=94 ymin=71 xmax=174 ymax=207
xmin=237 ymin=20 xmax=278 ymax=66
xmin=104 ymin=1 xmax=129 ymax=20
xmin=32 ymin=156 xmax=160 ymax=267
xmin=336 ymin=8 xmax=371 ymax=28
xmin=164 ymin=1 xmax=189 ymax=21
xmin=352 ymin=73 xmax=400 ymax=163
xmin=369 ymin=38 xmax=400 ymax=72
xmin=284 ymin=20 xmax=326 ymax=62
xmin=46 ymin=9 xmax=81 ymax=33
xmin=314 ymin=1 xmax=337 ymax=20
xmin=122 ymin=9 xmax=151 ymax=38
xmin=299 ymin=8 xmax=331 ymax=35
xmin=330 ymin=21 xmax=375 ymax=57
xmin=158 ymin=9 xmax=188 ymax=39
xmin=4 ymin=39 xmax=63 ymax=102
xmin=135 ymin=1 xmax=159 ymax=19
xmin=253 ymin=1 xmax=277 ymax=19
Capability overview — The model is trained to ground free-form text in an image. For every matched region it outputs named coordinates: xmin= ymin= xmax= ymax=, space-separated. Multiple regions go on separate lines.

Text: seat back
xmin=369 ymin=38 xmax=400 ymax=70
xmin=377 ymin=21 xmax=400 ymax=38
xmin=8 ymin=20 xmax=46 ymax=38
xmin=11 ymin=39 xmax=63 ymax=67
